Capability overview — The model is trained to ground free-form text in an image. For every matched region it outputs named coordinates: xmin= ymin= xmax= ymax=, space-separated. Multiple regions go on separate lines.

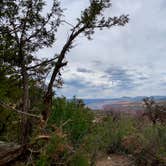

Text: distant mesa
xmin=83 ymin=96 xmax=166 ymax=111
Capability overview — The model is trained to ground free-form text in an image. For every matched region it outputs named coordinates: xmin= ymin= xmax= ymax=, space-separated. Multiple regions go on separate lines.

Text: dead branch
xmin=0 ymin=101 xmax=41 ymax=119
xmin=27 ymin=56 xmax=59 ymax=70
xmin=60 ymin=119 xmax=72 ymax=128
xmin=35 ymin=135 xmax=51 ymax=140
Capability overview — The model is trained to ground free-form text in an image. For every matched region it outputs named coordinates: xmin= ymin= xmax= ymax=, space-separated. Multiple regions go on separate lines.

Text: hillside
xmin=84 ymin=96 xmax=166 ymax=112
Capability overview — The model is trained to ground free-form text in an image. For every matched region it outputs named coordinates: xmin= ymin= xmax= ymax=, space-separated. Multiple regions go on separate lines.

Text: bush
xmin=34 ymin=97 xmax=94 ymax=165
xmin=0 ymin=109 xmax=20 ymax=142
xmin=82 ymin=114 xmax=166 ymax=166
xmin=122 ymin=123 xmax=166 ymax=165
xmin=80 ymin=116 xmax=136 ymax=165
xmin=48 ymin=97 xmax=94 ymax=145
xmin=29 ymin=105 xmax=166 ymax=166
xmin=36 ymin=133 xmax=71 ymax=166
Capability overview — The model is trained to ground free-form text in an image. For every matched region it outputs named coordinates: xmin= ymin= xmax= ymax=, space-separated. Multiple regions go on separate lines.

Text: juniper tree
xmin=0 ymin=0 xmax=62 ymax=144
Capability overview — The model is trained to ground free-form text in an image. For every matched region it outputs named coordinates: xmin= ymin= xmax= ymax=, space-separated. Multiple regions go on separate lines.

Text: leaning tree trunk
xmin=42 ymin=26 xmax=85 ymax=122
xmin=42 ymin=88 xmax=53 ymax=122
xmin=20 ymin=65 xmax=30 ymax=145
xmin=42 ymin=66 xmax=60 ymax=122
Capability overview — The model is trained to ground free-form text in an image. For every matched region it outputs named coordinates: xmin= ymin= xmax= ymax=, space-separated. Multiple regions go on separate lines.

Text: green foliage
xmin=69 ymin=153 xmax=90 ymax=166
xmin=48 ymin=97 xmax=94 ymax=144
xmin=134 ymin=125 xmax=166 ymax=165
xmin=0 ymin=71 xmax=21 ymax=141
xmin=35 ymin=98 xmax=93 ymax=166
xmin=36 ymin=133 xmax=70 ymax=166
xmin=83 ymin=116 xmax=135 ymax=154
xmin=36 ymin=153 xmax=50 ymax=166
xmin=0 ymin=77 xmax=46 ymax=143
xmin=80 ymin=114 xmax=166 ymax=165
xmin=0 ymin=109 xmax=19 ymax=142
xmin=79 ymin=0 xmax=129 ymax=39
xmin=0 ymin=0 xmax=62 ymax=56
xmin=0 ymin=71 xmax=21 ymax=102
xmin=111 ymin=118 xmax=166 ymax=166
xmin=0 ymin=1 xmax=63 ymax=116
xmin=29 ymin=80 xmax=44 ymax=111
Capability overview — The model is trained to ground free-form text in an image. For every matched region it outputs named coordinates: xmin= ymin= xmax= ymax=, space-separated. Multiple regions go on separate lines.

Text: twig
xmin=28 ymin=148 xmax=41 ymax=154
xmin=35 ymin=135 xmax=50 ymax=140
xmin=60 ymin=119 xmax=72 ymax=128
xmin=27 ymin=56 xmax=59 ymax=70
xmin=61 ymin=20 xmax=75 ymax=28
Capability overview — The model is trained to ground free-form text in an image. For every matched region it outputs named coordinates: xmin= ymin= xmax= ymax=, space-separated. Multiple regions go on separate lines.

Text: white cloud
xmin=39 ymin=0 xmax=166 ymax=98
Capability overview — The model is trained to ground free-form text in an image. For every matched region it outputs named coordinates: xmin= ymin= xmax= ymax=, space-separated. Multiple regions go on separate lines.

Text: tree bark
xmin=20 ymin=65 xmax=30 ymax=145
xmin=42 ymin=62 xmax=67 ymax=121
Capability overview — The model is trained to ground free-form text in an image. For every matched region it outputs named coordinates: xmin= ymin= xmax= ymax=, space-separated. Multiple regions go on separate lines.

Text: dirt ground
xmin=96 ymin=154 xmax=134 ymax=166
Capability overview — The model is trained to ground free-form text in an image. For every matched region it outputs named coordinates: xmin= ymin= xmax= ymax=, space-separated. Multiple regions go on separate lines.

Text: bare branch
xmin=0 ymin=101 xmax=41 ymax=119
xmin=27 ymin=56 xmax=59 ymax=70
xmin=60 ymin=119 xmax=72 ymax=128
xmin=35 ymin=135 xmax=50 ymax=140
xmin=61 ymin=20 xmax=75 ymax=28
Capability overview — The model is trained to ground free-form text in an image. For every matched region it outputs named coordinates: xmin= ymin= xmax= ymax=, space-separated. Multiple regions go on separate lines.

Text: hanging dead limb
xmin=0 ymin=101 xmax=41 ymax=119
xmin=61 ymin=20 xmax=75 ymax=28
xmin=35 ymin=135 xmax=51 ymax=140
xmin=26 ymin=56 xmax=59 ymax=70
xmin=35 ymin=119 xmax=72 ymax=142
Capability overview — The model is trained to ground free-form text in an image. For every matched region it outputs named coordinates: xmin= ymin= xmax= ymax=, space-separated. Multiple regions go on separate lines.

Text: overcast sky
xmin=39 ymin=0 xmax=166 ymax=98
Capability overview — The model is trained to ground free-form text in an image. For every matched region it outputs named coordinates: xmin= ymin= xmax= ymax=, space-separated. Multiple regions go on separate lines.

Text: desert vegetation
xmin=1 ymin=96 xmax=166 ymax=165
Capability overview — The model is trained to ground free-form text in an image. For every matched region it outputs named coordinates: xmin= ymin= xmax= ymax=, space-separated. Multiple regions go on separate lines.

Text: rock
xmin=0 ymin=141 xmax=24 ymax=166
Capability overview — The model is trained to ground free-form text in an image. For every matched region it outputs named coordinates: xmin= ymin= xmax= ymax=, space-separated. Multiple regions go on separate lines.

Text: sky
xmin=39 ymin=0 xmax=166 ymax=98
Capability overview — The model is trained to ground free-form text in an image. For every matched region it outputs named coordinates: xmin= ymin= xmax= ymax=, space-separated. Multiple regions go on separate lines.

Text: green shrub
xmin=36 ymin=133 xmax=71 ymax=166
xmin=139 ymin=124 xmax=166 ymax=165
xmin=7 ymin=96 xmax=165 ymax=166
xmin=84 ymin=116 xmax=136 ymax=154
xmin=122 ymin=123 xmax=166 ymax=165
xmin=0 ymin=109 xmax=20 ymax=142
xmin=31 ymin=97 xmax=93 ymax=166
xmin=36 ymin=153 xmax=50 ymax=166
xmin=48 ymin=97 xmax=94 ymax=145
xmin=79 ymin=116 xmax=136 ymax=165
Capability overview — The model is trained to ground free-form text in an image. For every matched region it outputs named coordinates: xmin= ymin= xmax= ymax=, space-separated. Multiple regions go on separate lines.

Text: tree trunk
xmin=42 ymin=26 xmax=85 ymax=122
xmin=42 ymin=89 xmax=53 ymax=122
xmin=20 ymin=65 xmax=30 ymax=145
xmin=42 ymin=67 xmax=60 ymax=122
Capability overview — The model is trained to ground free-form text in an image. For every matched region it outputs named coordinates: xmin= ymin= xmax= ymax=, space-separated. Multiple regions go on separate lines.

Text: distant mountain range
xmin=83 ymin=96 xmax=166 ymax=110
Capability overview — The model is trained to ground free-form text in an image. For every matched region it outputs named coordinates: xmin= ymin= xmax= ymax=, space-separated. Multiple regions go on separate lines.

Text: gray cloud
xmin=77 ymin=68 xmax=93 ymax=73
xmin=104 ymin=66 xmax=142 ymax=91
xmin=105 ymin=67 xmax=132 ymax=81
xmin=65 ymin=79 xmax=88 ymax=89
